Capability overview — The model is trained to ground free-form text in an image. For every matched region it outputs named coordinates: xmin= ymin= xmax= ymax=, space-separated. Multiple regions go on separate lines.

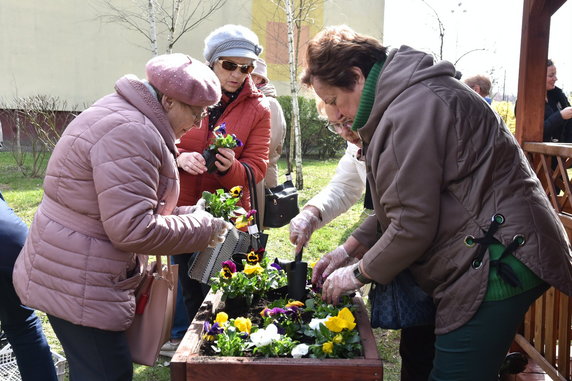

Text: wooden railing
xmin=519 ymin=142 xmax=572 ymax=380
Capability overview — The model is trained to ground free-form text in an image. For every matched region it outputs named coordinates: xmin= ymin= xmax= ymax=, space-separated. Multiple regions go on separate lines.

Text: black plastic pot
xmin=202 ymin=148 xmax=218 ymax=173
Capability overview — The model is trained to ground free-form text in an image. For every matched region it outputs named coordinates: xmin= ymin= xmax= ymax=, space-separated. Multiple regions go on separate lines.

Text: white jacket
xmin=306 ymin=143 xmax=366 ymax=227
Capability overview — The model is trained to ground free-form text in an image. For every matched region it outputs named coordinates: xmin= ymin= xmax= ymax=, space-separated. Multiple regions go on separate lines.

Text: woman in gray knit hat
xmin=173 ymin=24 xmax=271 ymax=325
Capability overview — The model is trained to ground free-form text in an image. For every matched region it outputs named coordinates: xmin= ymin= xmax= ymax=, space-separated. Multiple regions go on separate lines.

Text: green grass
xmin=0 ymin=152 xmax=401 ymax=380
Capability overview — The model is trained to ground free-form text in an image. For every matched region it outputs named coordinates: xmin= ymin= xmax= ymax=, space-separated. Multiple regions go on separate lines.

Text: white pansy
xmin=250 ymin=324 xmax=281 ymax=347
xmin=291 ymin=343 xmax=309 ymax=358
xmin=308 ymin=317 xmax=328 ymax=330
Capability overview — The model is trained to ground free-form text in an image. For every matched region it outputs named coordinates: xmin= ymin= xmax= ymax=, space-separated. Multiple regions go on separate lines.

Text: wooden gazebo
xmin=513 ymin=0 xmax=572 ymax=380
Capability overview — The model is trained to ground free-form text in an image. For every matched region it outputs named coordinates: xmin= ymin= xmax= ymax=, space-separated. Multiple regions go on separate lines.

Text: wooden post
xmin=515 ymin=0 xmax=566 ymax=145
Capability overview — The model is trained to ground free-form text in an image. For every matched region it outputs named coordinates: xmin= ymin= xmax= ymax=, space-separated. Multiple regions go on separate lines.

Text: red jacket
xmin=177 ymin=77 xmax=271 ymax=210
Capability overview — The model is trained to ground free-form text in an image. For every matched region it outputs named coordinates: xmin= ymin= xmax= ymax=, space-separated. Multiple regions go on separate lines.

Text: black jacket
xmin=544 ymin=86 xmax=572 ymax=142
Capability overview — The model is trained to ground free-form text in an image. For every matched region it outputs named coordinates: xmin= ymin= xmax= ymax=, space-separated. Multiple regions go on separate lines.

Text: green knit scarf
xmin=352 ymin=59 xmax=385 ymax=131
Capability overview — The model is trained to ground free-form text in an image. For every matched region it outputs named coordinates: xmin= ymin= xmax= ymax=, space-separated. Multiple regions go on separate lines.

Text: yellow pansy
xmin=234 ymin=217 xmax=249 ymax=229
xmin=322 ymin=341 xmax=334 ymax=354
xmin=324 ymin=307 xmax=356 ymax=332
xmin=234 ymin=317 xmax=252 ymax=334
xmin=214 ymin=312 xmax=228 ymax=325
xmin=230 ymin=186 xmax=243 ymax=198
xmin=333 ymin=334 xmax=343 ymax=344
xmin=309 ymin=261 xmax=317 ymax=268
xmin=285 ymin=301 xmax=304 ymax=308
xmin=243 ymin=263 xmax=264 ymax=275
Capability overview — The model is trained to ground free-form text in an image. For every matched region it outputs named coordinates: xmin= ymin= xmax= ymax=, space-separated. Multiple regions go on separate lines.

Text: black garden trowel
xmin=274 ymin=249 xmax=308 ymax=301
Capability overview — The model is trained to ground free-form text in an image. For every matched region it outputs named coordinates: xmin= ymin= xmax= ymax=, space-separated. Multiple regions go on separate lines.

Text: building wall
xmin=0 ymin=0 xmax=384 ymax=109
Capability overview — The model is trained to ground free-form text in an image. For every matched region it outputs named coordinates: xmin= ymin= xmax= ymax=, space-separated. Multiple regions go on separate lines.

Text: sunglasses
xmin=219 ymin=59 xmax=255 ymax=74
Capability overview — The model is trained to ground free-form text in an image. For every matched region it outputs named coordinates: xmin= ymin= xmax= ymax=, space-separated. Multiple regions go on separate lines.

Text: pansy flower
xmin=243 ymin=263 xmax=264 ymax=276
xmin=246 ymin=250 xmax=260 ymax=264
xmin=222 ymin=260 xmax=236 ymax=273
xmin=230 ymin=186 xmax=243 ymax=198
xmin=213 ymin=123 xmax=227 ymax=135
xmin=203 ymin=321 xmax=224 ymax=341
xmin=221 ymin=259 xmax=236 ymax=279
xmin=214 ymin=312 xmax=228 ymax=325
xmin=285 ymin=301 xmax=304 ymax=308
xmin=250 ymin=324 xmax=281 ymax=347
xmin=324 ymin=307 xmax=356 ymax=332
xmin=322 ymin=341 xmax=334 ymax=354
xmin=234 ymin=317 xmax=252 ymax=334
xmin=291 ymin=343 xmax=309 ymax=358
xmin=231 ymin=134 xmax=243 ymax=147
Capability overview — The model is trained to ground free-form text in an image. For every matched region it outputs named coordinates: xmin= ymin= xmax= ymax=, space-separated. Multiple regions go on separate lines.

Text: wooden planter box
xmin=170 ymin=290 xmax=383 ymax=381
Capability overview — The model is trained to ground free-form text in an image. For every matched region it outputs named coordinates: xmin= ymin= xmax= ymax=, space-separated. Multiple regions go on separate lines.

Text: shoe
xmin=159 ymin=340 xmax=181 ymax=358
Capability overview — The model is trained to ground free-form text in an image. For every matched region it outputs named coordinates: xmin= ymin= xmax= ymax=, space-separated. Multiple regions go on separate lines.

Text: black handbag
xmin=188 ymin=163 xmax=267 ymax=284
xmin=263 ymin=174 xmax=299 ymax=228
xmin=369 ymin=269 xmax=436 ymax=329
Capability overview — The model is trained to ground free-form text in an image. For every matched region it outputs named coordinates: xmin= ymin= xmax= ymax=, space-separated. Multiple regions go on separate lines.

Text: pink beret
xmin=145 ymin=53 xmax=221 ymax=107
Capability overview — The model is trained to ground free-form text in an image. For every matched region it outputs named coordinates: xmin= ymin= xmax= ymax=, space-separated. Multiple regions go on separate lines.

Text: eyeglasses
xmin=325 ymin=120 xmax=352 ymax=134
xmin=191 ymin=107 xmax=208 ymax=125
xmin=219 ymin=59 xmax=255 ymax=74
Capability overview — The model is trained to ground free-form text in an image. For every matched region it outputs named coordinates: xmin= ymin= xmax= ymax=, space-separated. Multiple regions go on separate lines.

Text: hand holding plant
xmin=203 ymin=123 xmax=243 ymax=173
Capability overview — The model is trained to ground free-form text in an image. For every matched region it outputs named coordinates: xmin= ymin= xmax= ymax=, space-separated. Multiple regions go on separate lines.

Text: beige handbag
xmin=126 ymin=255 xmax=178 ymax=366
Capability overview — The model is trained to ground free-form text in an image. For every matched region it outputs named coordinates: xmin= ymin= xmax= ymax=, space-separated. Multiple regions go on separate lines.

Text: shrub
xmin=277 ymin=96 xmax=345 ymax=159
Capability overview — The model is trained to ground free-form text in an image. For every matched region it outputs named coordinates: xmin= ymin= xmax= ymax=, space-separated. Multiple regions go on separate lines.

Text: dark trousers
xmin=400 ymin=324 xmax=436 ymax=381
xmin=430 ymin=284 xmax=548 ymax=381
xmin=0 ymin=273 xmax=58 ymax=381
xmin=48 ymin=315 xmax=133 ymax=381
xmin=172 ymin=253 xmax=211 ymax=322
xmin=170 ymin=257 xmax=190 ymax=340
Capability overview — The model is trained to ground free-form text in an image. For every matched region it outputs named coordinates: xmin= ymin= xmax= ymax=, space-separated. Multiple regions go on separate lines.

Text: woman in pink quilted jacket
xmin=13 ymin=53 xmax=231 ymax=381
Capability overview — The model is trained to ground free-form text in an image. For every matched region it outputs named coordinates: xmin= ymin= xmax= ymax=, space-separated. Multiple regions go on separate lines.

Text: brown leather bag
xmin=126 ymin=255 xmax=178 ymax=366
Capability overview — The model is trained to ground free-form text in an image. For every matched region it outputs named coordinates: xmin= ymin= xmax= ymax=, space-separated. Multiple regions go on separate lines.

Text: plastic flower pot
xmin=202 ymin=148 xmax=218 ymax=173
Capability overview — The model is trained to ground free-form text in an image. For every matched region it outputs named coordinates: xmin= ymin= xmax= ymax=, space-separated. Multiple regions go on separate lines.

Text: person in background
xmin=0 ymin=191 xmax=58 ymax=381
xmin=302 ymin=25 xmax=572 ymax=380
xmin=464 ymin=74 xmax=493 ymax=104
xmin=175 ymin=24 xmax=271 ymax=323
xmin=250 ymin=57 xmax=287 ymax=227
xmin=13 ymin=53 xmax=231 ymax=381
xmin=290 ymin=100 xmax=435 ymax=381
xmin=544 ymin=59 xmax=572 ymax=142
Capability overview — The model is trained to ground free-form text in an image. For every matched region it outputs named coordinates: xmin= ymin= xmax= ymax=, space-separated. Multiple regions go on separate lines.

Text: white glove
xmin=289 ymin=208 xmax=321 ymax=252
xmin=322 ymin=263 xmax=364 ymax=305
xmin=208 ymin=218 xmax=232 ymax=248
xmin=311 ymin=245 xmax=353 ymax=285
xmin=188 ymin=198 xmax=206 ymax=214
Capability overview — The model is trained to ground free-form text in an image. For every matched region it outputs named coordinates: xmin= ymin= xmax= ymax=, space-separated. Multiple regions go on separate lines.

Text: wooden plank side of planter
xmin=186 ymin=357 xmax=382 ymax=381
xmin=171 ymin=291 xmax=383 ymax=381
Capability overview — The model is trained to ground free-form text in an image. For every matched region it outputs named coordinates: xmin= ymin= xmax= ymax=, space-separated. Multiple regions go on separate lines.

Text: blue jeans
xmin=48 ymin=315 xmax=132 ymax=381
xmin=0 ymin=272 xmax=58 ymax=381
xmin=170 ymin=256 xmax=190 ymax=340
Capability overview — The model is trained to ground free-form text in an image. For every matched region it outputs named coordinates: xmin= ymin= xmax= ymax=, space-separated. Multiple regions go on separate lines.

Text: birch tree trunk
xmin=147 ymin=0 xmax=158 ymax=55
xmin=285 ymin=0 xmax=303 ymax=188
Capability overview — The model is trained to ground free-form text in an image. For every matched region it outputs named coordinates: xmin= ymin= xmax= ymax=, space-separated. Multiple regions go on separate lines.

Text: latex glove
xmin=188 ymin=198 xmax=206 ymax=214
xmin=177 ymin=152 xmax=207 ymax=175
xmin=208 ymin=218 xmax=232 ymax=248
xmin=312 ymin=245 xmax=352 ymax=285
xmin=289 ymin=208 xmax=321 ymax=252
xmin=322 ymin=263 xmax=364 ymax=305
xmin=214 ymin=147 xmax=236 ymax=172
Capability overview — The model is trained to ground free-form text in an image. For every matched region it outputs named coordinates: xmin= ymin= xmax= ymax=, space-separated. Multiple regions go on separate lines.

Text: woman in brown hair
xmin=303 ymin=25 xmax=572 ymax=381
